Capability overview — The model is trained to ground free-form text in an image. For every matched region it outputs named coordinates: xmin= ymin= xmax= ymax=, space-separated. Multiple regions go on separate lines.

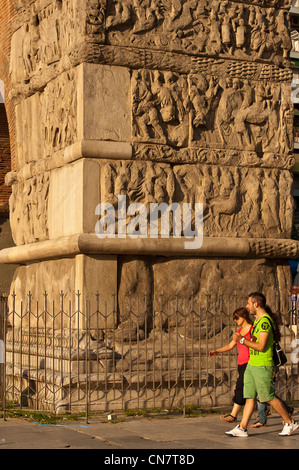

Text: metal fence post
xmin=0 ymin=295 xmax=7 ymax=421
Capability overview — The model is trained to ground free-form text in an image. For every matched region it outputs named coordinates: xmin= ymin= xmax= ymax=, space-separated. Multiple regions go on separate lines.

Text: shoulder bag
xmin=267 ymin=316 xmax=287 ymax=368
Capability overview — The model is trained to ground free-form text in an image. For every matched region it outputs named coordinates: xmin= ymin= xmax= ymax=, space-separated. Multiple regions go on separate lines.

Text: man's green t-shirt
xmin=248 ymin=314 xmax=275 ymax=367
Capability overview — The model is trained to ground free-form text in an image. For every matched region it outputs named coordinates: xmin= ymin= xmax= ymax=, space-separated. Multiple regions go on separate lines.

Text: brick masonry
xmin=0 ymin=0 xmax=17 ymax=167
xmin=0 ymin=2 xmax=18 ymax=294
xmin=0 ymin=104 xmax=11 ymax=214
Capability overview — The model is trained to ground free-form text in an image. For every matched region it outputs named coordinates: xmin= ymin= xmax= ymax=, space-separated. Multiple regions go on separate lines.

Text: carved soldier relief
xmin=132 ymin=68 xmax=293 ymax=157
xmin=106 ymin=0 xmax=292 ymax=63
xmin=100 ymin=161 xmax=293 ymax=240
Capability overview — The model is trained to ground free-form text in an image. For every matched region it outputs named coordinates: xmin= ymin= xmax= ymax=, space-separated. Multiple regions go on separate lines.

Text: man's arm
xmin=233 ymin=331 xmax=269 ymax=352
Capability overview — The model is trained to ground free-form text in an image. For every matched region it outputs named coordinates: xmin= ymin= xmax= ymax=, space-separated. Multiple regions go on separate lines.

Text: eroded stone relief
xmin=9 ymin=171 xmax=50 ymax=245
xmin=106 ymin=0 xmax=292 ymax=63
xmin=15 ymin=69 xmax=77 ymax=165
xmin=101 ymin=160 xmax=294 ymax=239
xmin=10 ymin=0 xmax=293 ymax=97
xmin=132 ymin=68 xmax=293 ymax=155
xmin=3 ymin=0 xmax=296 ymax=412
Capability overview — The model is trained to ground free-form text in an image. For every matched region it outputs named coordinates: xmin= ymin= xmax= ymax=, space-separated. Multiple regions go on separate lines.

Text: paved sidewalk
xmin=0 ymin=410 xmax=298 ymax=450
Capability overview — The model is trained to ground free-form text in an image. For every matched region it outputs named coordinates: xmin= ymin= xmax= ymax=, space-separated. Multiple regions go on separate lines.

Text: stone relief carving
xmin=132 ymin=143 xmax=295 ymax=170
xmin=100 ymin=160 xmax=293 ymax=239
xmin=194 ymin=76 xmax=293 ymax=154
xmin=106 ymin=0 xmax=292 ymax=63
xmin=132 ymin=69 xmax=189 ymax=147
xmin=11 ymin=0 xmax=292 ymax=95
xmin=14 ymin=70 xmax=77 ymax=165
xmin=41 ymin=70 xmax=77 ymax=157
xmin=20 ymin=1 xmax=62 ymax=81
xmin=132 ymin=68 xmax=293 ymax=156
xmin=9 ymin=172 xmax=50 ymax=246
xmin=11 ymin=0 xmax=106 ymax=87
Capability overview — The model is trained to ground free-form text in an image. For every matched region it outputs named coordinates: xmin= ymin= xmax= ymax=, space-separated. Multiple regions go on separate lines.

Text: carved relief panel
xmin=106 ymin=0 xmax=292 ymax=63
xmin=9 ymin=171 xmax=50 ymax=246
xmin=13 ymin=60 xmax=293 ymax=172
xmin=10 ymin=0 xmax=106 ymax=89
xmin=132 ymin=69 xmax=189 ymax=147
xmin=100 ymin=160 xmax=294 ymax=240
xmin=189 ymin=74 xmax=293 ymax=155
xmin=10 ymin=1 xmax=292 ymax=95
xmin=15 ymin=69 xmax=78 ymax=166
xmin=132 ymin=68 xmax=293 ymax=157
xmin=11 ymin=1 xmax=63 ymax=88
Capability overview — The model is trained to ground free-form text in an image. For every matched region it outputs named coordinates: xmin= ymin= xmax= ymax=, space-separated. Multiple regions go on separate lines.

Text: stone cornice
xmin=0 ymin=234 xmax=297 ymax=264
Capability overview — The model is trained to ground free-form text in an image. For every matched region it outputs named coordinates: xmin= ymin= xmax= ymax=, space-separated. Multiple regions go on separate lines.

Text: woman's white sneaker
xmin=279 ymin=421 xmax=299 ymax=436
xmin=225 ymin=425 xmax=248 ymax=437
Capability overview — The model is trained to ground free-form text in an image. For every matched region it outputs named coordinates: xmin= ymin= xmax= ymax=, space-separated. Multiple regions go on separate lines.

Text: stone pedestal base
xmin=8 ymin=254 xmax=117 ymax=329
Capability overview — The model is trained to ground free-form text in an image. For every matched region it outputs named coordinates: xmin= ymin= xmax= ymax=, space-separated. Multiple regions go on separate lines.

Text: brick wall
xmin=0 ymin=104 xmax=11 ymax=213
xmin=0 ymin=1 xmax=17 ymax=168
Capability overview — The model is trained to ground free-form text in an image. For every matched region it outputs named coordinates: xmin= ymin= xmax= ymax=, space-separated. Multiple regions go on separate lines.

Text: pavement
xmin=0 ymin=409 xmax=299 ymax=454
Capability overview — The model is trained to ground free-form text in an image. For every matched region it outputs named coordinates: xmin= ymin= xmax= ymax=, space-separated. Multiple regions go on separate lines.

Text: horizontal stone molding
xmin=64 ymin=140 xmax=132 ymax=164
xmin=0 ymin=234 xmax=298 ymax=264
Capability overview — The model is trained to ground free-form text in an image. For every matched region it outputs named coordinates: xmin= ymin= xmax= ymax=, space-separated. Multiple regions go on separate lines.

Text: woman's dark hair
xmin=248 ymin=292 xmax=281 ymax=341
xmin=233 ymin=307 xmax=253 ymax=325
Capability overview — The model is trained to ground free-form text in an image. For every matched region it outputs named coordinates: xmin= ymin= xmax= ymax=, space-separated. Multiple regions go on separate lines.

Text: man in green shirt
xmin=226 ymin=292 xmax=298 ymax=437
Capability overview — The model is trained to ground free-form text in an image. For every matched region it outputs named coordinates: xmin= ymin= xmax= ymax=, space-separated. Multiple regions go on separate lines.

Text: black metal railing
xmin=0 ymin=292 xmax=298 ymax=420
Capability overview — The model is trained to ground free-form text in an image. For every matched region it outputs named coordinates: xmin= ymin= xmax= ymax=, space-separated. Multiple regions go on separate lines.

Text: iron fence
xmin=0 ymin=291 xmax=298 ymax=420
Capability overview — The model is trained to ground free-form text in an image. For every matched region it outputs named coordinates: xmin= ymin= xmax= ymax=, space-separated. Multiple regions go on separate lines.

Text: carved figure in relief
xmin=36 ymin=173 xmax=50 ymax=240
xmin=190 ymin=83 xmax=209 ymax=129
xmin=132 ymin=70 xmax=189 ymax=146
xmin=105 ymin=1 xmax=132 ymax=29
xmin=207 ymin=8 xmax=221 ymax=54
xmin=276 ymin=10 xmax=292 ymax=59
xmin=133 ymin=71 xmax=167 ymax=143
xmin=221 ymin=11 xmax=234 ymax=54
xmin=163 ymin=0 xmax=196 ymax=32
xmin=234 ymin=83 xmax=272 ymax=150
xmin=235 ymin=19 xmax=246 ymax=50
xmin=23 ymin=13 xmax=40 ymax=80
xmin=280 ymin=93 xmax=294 ymax=154
xmin=164 ymin=72 xmax=188 ymax=124
xmin=9 ymin=173 xmax=50 ymax=246
xmin=279 ymin=171 xmax=294 ymax=237
xmin=215 ymin=78 xmax=243 ymax=145
xmin=203 ymin=170 xmax=241 ymax=233
xmin=152 ymin=71 xmax=176 ymax=123
xmin=261 ymin=172 xmax=280 ymax=232
xmin=189 ymin=21 xmax=208 ymax=53
xmin=105 ymin=0 xmax=291 ymax=62
xmin=189 ymin=74 xmax=219 ymax=144
xmin=133 ymin=0 xmax=157 ymax=34
xmin=241 ymin=170 xmax=263 ymax=235
xmin=86 ymin=0 xmax=106 ymax=35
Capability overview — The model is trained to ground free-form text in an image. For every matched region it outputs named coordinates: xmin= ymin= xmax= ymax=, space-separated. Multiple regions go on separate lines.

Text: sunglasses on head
xmin=233 ymin=316 xmax=239 ymax=321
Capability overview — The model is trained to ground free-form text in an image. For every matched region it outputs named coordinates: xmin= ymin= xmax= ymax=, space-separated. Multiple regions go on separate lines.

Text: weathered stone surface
xmin=1 ymin=0 xmax=297 ymax=410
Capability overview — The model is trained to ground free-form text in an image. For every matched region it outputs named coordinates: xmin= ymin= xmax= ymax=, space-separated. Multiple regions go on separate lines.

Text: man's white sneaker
xmin=225 ymin=425 xmax=248 ymax=437
xmin=279 ymin=421 xmax=299 ymax=436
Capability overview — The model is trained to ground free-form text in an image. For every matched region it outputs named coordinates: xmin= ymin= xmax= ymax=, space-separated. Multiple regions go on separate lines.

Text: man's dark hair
xmin=248 ymin=291 xmax=281 ymax=341
xmin=248 ymin=292 xmax=266 ymax=308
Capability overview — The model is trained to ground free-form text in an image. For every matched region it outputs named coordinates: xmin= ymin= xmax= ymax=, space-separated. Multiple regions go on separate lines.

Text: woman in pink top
xmin=209 ymin=307 xmax=253 ymax=423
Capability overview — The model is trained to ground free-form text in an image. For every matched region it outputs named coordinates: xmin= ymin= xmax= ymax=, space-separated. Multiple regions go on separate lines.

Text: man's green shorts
xmin=243 ymin=363 xmax=276 ymax=403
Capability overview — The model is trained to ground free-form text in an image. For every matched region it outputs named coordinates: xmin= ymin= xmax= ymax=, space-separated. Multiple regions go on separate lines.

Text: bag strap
xmin=264 ymin=314 xmax=279 ymax=343
xmin=253 ymin=314 xmax=277 ymax=342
